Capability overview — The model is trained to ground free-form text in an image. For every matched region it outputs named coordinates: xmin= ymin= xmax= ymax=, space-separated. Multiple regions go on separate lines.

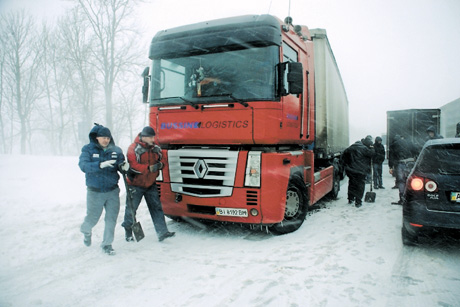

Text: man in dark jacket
xmin=122 ymin=126 xmax=175 ymax=242
xmin=373 ymin=136 xmax=385 ymax=189
xmin=79 ymin=124 xmax=129 ymax=255
xmin=426 ymin=126 xmax=443 ymax=141
xmin=390 ymin=135 xmax=417 ymax=204
xmin=455 ymin=122 xmax=460 ymax=138
xmin=341 ymin=136 xmax=375 ymax=207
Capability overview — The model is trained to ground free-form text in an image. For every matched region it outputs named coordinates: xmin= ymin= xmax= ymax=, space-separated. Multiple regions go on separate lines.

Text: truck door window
xmin=283 ymin=42 xmax=298 ymax=63
xmin=282 ymin=42 xmax=299 ymax=94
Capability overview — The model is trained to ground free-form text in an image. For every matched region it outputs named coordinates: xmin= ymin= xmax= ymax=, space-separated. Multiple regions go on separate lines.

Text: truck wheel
xmin=166 ymin=215 xmax=183 ymax=222
xmin=327 ymin=170 xmax=340 ymax=200
xmin=270 ymin=177 xmax=309 ymax=235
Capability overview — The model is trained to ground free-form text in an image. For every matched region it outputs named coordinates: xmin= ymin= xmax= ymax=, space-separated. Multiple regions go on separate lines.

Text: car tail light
xmin=408 ymin=176 xmax=438 ymax=192
xmin=424 ymin=180 xmax=437 ymax=192
xmin=409 ymin=177 xmax=424 ymax=191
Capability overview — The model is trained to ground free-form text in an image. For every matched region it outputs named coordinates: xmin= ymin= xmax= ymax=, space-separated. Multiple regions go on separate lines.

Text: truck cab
xmin=142 ymin=15 xmax=349 ymax=233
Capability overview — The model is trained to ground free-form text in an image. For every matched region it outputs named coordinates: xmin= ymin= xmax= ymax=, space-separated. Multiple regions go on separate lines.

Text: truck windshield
xmin=150 ymin=45 xmax=278 ymax=106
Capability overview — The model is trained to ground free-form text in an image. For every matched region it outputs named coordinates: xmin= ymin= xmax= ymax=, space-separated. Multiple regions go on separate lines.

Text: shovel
xmin=121 ymin=173 xmax=145 ymax=242
xmin=365 ymin=160 xmax=376 ymax=203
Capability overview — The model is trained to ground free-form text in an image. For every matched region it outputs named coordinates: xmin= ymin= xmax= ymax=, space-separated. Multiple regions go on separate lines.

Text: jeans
xmin=122 ymin=184 xmax=169 ymax=238
xmin=395 ymin=163 xmax=408 ymax=201
xmin=346 ymin=172 xmax=367 ymax=204
xmin=81 ymin=187 xmax=120 ymax=247
xmin=373 ymin=163 xmax=383 ymax=187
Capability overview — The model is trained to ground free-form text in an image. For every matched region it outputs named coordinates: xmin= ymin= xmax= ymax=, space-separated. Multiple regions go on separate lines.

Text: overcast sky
xmin=2 ymin=0 xmax=460 ymax=142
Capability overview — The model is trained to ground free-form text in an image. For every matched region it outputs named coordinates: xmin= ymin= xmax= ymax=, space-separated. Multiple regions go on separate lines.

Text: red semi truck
xmin=141 ymin=15 xmax=349 ymax=234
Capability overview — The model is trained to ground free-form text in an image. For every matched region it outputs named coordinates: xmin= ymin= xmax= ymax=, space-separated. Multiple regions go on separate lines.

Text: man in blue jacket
xmin=79 ymin=124 xmax=129 ymax=255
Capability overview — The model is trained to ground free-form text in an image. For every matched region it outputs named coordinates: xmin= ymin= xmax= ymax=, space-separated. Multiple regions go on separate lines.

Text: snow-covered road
xmin=1 ymin=155 xmax=459 ymax=306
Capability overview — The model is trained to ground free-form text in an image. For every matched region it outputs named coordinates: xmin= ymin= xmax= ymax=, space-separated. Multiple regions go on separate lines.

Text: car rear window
xmin=417 ymin=143 xmax=460 ymax=174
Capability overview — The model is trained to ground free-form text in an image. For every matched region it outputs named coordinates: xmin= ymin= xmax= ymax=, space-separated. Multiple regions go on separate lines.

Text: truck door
xmin=282 ymin=42 xmax=303 ymax=140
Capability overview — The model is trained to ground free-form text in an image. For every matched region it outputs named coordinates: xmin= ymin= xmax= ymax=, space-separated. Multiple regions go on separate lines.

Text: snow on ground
xmin=1 ymin=154 xmax=459 ymax=307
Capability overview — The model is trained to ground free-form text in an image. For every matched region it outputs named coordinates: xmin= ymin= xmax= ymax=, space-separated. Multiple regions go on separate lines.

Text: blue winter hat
xmin=97 ymin=127 xmax=112 ymax=138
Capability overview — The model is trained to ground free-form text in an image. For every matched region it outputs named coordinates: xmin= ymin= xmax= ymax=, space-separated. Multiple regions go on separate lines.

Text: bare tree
xmin=0 ymin=41 xmax=6 ymax=153
xmin=38 ymin=21 xmax=79 ymax=155
xmin=0 ymin=10 xmax=43 ymax=154
xmin=76 ymin=0 xmax=141 ymax=130
xmin=112 ymin=69 xmax=147 ymax=145
xmin=57 ymin=7 xmax=101 ymax=151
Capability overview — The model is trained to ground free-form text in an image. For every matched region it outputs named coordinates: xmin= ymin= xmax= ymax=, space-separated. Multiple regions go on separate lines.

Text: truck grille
xmin=168 ymin=149 xmax=238 ymax=197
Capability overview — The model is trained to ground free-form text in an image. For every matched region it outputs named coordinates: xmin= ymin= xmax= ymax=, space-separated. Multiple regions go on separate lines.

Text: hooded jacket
xmin=126 ymin=134 xmax=162 ymax=188
xmin=373 ymin=136 xmax=385 ymax=164
xmin=456 ymin=122 xmax=460 ymax=138
xmin=426 ymin=126 xmax=443 ymax=141
xmin=391 ymin=137 xmax=417 ymax=164
xmin=78 ymin=125 xmax=125 ymax=192
xmin=341 ymin=140 xmax=375 ymax=176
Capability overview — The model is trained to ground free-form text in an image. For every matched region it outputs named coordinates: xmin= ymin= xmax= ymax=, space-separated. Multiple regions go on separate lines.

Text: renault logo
xmin=193 ymin=159 xmax=208 ymax=179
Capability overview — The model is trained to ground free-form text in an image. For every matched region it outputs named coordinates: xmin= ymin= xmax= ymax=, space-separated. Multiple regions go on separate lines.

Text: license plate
xmin=215 ymin=208 xmax=248 ymax=217
xmin=451 ymin=192 xmax=460 ymax=202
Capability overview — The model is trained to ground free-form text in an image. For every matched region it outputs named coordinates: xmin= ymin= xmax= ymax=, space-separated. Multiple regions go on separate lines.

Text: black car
xmin=402 ymin=138 xmax=460 ymax=245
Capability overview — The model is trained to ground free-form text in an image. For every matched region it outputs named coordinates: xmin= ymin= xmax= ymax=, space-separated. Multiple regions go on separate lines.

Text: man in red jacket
xmin=122 ymin=126 xmax=175 ymax=242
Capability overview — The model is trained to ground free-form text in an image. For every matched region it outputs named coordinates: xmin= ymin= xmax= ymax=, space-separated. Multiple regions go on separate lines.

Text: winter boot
xmin=83 ymin=233 xmax=91 ymax=247
xmin=125 ymin=227 xmax=134 ymax=242
xmin=102 ymin=245 xmax=116 ymax=255
xmin=159 ymin=231 xmax=175 ymax=242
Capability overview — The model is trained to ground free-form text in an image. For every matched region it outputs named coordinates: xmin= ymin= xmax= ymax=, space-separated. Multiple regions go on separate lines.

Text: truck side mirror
xmin=287 ymin=62 xmax=303 ymax=95
xmin=278 ymin=62 xmax=303 ymax=96
xmin=142 ymin=67 xmax=150 ymax=103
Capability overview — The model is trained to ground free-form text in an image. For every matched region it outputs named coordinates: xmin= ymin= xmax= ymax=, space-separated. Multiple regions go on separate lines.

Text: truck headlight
xmin=157 ymin=170 xmax=163 ymax=182
xmin=245 ymin=151 xmax=261 ymax=187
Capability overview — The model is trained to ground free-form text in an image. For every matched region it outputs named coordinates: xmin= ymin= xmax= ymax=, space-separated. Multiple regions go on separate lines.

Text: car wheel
xmin=401 ymin=225 xmax=418 ymax=246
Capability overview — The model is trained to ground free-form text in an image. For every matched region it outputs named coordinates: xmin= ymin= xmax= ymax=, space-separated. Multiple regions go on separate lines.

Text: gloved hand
xmin=152 ymin=146 xmax=162 ymax=154
xmin=119 ymin=161 xmax=130 ymax=172
xmin=149 ymin=162 xmax=164 ymax=172
xmin=153 ymin=146 xmax=163 ymax=160
xmin=100 ymin=160 xmax=116 ymax=169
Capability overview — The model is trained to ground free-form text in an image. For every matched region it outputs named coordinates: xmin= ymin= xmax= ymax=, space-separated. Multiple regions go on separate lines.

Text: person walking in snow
xmin=122 ymin=126 xmax=175 ymax=242
xmin=341 ymin=136 xmax=375 ymax=207
xmin=389 ymin=134 xmax=417 ymax=205
xmin=78 ymin=124 xmax=129 ymax=255
xmin=425 ymin=126 xmax=443 ymax=141
xmin=373 ymin=136 xmax=385 ymax=189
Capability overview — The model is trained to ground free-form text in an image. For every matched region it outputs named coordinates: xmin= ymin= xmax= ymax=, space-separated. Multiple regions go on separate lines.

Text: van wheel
xmin=270 ymin=177 xmax=309 ymax=235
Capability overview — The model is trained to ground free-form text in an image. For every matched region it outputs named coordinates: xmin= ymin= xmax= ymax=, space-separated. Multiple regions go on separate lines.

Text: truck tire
xmin=166 ymin=215 xmax=183 ymax=222
xmin=270 ymin=177 xmax=309 ymax=235
xmin=326 ymin=169 xmax=340 ymax=200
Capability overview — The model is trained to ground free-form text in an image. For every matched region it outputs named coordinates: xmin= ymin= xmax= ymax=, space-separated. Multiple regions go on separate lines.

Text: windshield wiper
xmin=179 ymin=96 xmax=199 ymax=109
xmin=228 ymin=94 xmax=249 ymax=108
xmin=197 ymin=93 xmax=249 ymax=108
